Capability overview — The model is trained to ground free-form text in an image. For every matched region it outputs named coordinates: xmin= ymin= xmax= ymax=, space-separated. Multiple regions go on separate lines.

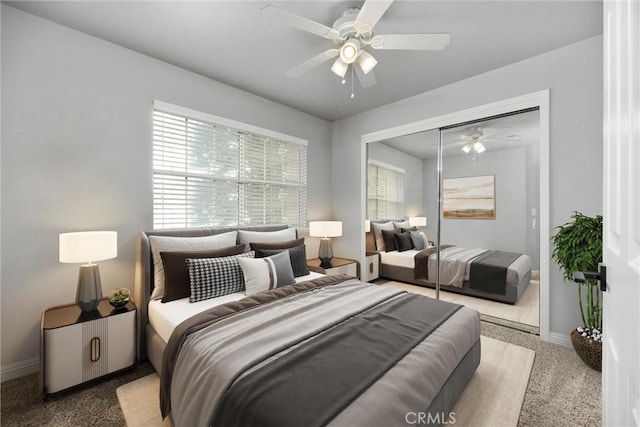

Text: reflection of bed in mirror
xmin=367 ymin=220 xmax=532 ymax=305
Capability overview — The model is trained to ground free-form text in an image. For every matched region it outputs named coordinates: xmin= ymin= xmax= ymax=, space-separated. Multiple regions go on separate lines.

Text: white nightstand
xmin=307 ymin=257 xmax=359 ymax=279
xmin=40 ymin=299 xmax=136 ymax=397
xmin=364 ymin=252 xmax=380 ymax=282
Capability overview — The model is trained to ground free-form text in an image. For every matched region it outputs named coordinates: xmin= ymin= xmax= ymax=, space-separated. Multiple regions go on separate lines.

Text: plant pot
xmin=570 ymin=329 xmax=602 ymax=371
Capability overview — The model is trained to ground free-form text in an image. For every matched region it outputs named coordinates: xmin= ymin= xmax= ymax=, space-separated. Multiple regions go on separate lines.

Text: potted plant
xmin=551 ymin=211 xmax=603 ymax=371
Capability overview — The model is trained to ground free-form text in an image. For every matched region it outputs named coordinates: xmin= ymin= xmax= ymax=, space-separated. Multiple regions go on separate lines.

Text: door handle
xmin=573 ymin=263 xmax=607 ymax=292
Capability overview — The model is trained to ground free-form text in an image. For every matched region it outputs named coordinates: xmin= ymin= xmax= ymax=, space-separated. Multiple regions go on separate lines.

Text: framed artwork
xmin=443 ymin=175 xmax=495 ymax=219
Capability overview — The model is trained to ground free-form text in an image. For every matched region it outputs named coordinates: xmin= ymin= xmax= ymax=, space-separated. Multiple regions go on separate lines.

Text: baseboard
xmin=1 ymin=357 xmax=39 ymax=382
xmin=548 ymin=332 xmax=572 ymax=348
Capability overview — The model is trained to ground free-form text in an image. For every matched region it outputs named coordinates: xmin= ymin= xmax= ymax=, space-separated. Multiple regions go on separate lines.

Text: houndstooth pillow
xmin=186 ymin=252 xmax=254 ymax=303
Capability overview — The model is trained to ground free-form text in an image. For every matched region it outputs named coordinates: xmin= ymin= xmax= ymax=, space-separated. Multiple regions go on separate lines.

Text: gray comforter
xmin=161 ymin=275 xmax=480 ymax=426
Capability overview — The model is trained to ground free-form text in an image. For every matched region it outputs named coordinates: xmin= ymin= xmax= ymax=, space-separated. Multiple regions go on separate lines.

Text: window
xmin=153 ymin=102 xmax=307 ymax=229
xmin=367 ymin=160 xmax=405 ymax=220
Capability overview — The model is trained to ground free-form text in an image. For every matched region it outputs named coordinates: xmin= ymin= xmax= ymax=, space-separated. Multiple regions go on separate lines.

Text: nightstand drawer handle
xmin=369 ymin=263 xmax=374 ymax=274
xmin=90 ymin=337 xmax=101 ymax=362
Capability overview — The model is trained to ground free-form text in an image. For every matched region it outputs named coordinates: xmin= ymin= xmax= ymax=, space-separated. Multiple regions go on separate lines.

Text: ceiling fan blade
xmin=354 ymin=63 xmax=377 ymax=88
xmin=370 ymin=34 xmax=450 ymax=50
xmin=481 ymin=138 xmax=523 ymax=143
xmin=355 ymin=0 xmax=394 ymax=35
xmin=262 ymin=5 xmax=341 ymax=41
xmin=285 ymin=49 xmax=340 ymax=77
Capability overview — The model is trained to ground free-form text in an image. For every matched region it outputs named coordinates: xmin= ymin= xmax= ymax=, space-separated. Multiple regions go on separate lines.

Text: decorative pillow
xmin=186 ymin=251 xmax=254 ymax=303
xmin=411 ymin=231 xmax=430 ymax=250
xmin=410 ymin=231 xmax=426 ymax=250
xmin=400 ymin=226 xmax=418 ymax=233
xmin=371 ymin=221 xmax=394 ymax=251
xmin=250 ymin=238 xmax=305 ymax=251
xmin=394 ymin=232 xmax=414 ymax=252
xmin=393 ymin=220 xmax=411 ymax=229
xmin=255 ymin=245 xmax=309 ymax=277
xmin=381 ymin=229 xmax=398 ymax=252
xmin=159 ymin=244 xmax=247 ymax=303
xmin=148 ymin=231 xmax=238 ymax=300
xmin=237 ymin=228 xmax=296 ymax=245
xmin=239 ymin=251 xmax=295 ymax=296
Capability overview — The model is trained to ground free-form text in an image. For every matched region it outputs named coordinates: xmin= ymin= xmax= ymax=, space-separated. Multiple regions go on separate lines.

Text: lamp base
xmin=318 ymin=238 xmax=333 ymax=269
xmin=76 ymin=265 xmax=103 ymax=312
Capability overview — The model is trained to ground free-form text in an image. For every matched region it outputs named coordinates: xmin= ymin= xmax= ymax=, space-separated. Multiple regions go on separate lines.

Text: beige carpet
xmin=117 ymin=336 xmax=534 ymax=427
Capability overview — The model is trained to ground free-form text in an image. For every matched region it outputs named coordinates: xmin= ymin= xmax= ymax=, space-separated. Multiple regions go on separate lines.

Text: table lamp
xmin=309 ymin=221 xmax=342 ymax=268
xmin=59 ymin=231 xmax=117 ymax=311
xmin=409 ymin=217 xmax=427 ymax=228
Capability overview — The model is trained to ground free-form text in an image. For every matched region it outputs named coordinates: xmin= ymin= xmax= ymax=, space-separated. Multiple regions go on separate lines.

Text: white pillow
xmin=371 ymin=221 xmax=394 ymax=252
xmin=237 ymin=228 xmax=296 ymax=244
xmin=148 ymin=231 xmax=238 ymax=300
xmin=238 ymin=251 xmax=295 ymax=296
xmin=393 ymin=220 xmax=411 ymax=229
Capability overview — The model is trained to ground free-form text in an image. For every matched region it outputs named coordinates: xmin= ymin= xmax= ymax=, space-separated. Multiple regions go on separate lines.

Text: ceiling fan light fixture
xmin=358 ymin=50 xmax=378 ymax=74
xmin=462 ymin=142 xmax=473 ymax=154
xmin=331 ymin=58 xmax=348 ymax=78
xmin=340 ymin=39 xmax=360 ymax=64
xmin=473 ymin=141 xmax=486 ymax=153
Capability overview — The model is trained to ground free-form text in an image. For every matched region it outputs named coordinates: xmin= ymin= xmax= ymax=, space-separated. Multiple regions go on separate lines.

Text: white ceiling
xmin=6 ymin=0 xmax=602 ymax=121
xmin=378 ymin=108 xmax=540 ymax=159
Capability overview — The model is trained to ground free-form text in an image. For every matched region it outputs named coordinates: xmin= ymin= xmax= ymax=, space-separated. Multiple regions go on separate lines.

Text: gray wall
xmin=1 ymin=6 xmax=332 ymax=372
xmin=367 ymin=142 xmax=424 ymax=219
xmin=423 ymin=146 xmax=541 ymax=270
xmin=331 ymin=35 xmax=603 ymax=340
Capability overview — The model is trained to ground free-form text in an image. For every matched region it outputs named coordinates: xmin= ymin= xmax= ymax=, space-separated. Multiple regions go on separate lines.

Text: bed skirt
xmin=381 ymin=264 xmax=531 ymax=305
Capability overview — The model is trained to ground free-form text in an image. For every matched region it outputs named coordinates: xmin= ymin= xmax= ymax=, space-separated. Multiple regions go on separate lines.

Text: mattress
xmin=380 ymin=248 xmax=531 ymax=285
xmin=148 ymin=271 xmax=325 ymax=343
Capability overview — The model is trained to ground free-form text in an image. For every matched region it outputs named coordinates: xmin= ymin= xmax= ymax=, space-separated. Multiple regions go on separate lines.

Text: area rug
xmin=117 ymin=336 xmax=534 ymax=426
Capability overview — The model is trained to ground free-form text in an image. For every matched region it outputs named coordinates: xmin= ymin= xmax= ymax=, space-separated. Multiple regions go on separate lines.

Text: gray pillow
xmin=239 ymin=251 xmax=295 ymax=295
xmin=371 ymin=221 xmax=394 ymax=251
xmin=393 ymin=220 xmax=411 ymax=229
xmin=394 ymin=232 xmax=414 ymax=252
xmin=410 ymin=231 xmax=430 ymax=250
xmin=237 ymin=228 xmax=296 ymax=244
xmin=255 ymin=245 xmax=309 ymax=277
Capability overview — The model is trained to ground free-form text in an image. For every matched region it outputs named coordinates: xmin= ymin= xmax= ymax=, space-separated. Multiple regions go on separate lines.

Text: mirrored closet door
xmin=366 ymin=108 xmax=540 ymax=333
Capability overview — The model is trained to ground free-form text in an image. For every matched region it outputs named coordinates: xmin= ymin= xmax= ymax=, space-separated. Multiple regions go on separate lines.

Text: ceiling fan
xmin=262 ymin=0 xmax=450 ymax=90
xmin=446 ymin=126 xmax=522 ymax=159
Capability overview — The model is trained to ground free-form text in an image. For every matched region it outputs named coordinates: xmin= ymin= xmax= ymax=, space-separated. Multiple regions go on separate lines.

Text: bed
xmin=133 ymin=225 xmax=481 ymax=426
xmin=367 ymin=220 xmax=532 ymax=304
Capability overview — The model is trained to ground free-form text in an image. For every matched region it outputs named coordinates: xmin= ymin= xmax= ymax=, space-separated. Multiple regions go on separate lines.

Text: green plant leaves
xmin=551 ymin=211 xmax=603 ymax=331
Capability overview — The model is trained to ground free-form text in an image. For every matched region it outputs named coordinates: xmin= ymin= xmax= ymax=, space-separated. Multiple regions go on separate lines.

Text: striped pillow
xmin=186 ymin=252 xmax=254 ymax=302
xmin=255 ymin=245 xmax=309 ymax=277
xmin=238 ymin=251 xmax=295 ymax=296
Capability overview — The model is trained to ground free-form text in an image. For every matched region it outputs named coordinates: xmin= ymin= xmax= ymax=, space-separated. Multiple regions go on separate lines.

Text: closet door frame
xmin=360 ymin=89 xmax=550 ymax=341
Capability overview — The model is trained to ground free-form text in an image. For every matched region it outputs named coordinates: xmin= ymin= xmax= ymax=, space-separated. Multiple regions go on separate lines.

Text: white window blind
xmin=367 ymin=161 xmax=405 ymax=220
xmin=153 ymin=107 xmax=307 ymax=229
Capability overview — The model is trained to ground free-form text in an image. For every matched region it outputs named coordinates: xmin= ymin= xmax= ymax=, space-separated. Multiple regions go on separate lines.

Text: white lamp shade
xmin=365 ymin=220 xmax=371 ymax=233
xmin=358 ymin=51 xmax=378 ymax=74
xmin=309 ymin=221 xmax=342 ymax=238
xmin=331 ymin=58 xmax=348 ymax=78
xmin=473 ymin=141 xmax=486 ymax=153
xmin=59 ymin=231 xmax=117 ymax=264
xmin=409 ymin=217 xmax=427 ymax=227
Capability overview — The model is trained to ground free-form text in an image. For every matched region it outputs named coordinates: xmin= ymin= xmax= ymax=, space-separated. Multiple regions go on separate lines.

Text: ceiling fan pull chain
xmin=350 ymin=66 xmax=355 ymax=99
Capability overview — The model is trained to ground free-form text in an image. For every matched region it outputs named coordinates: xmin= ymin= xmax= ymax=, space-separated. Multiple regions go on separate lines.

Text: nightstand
xmin=364 ymin=252 xmax=380 ymax=282
xmin=40 ymin=298 xmax=136 ymax=397
xmin=307 ymin=257 xmax=360 ymax=279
